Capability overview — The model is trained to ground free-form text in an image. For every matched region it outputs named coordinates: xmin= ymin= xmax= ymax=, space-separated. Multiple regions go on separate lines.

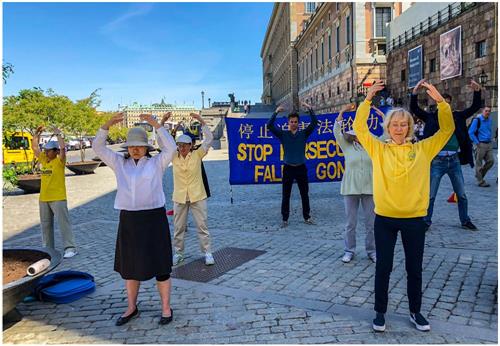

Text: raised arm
xmin=301 ymin=101 xmax=318 ymax=138
xmin=267 ymin=105 xmax=285 ymax=139
xmin=160 ymin=112 xmax=172 ymax=127
xmin=32 ymin=125 xmax=43 ymax=158
xmin=334 ymin=104 xmax=355 ymax=150
xmin=455 ymin=80 xmax=482 ymax=120
xmin=189 ymin=113 xmax=213 ymax=153
xmin=140 ymin=114 xmax=176 ymax=170
xmin=92 ymin=113 xmax=124 ymax=170
xmin=418 ymin=83 xmax=455 ymax=158
xmin=353 ymin=81 xmax=385 ymax=158
xmin=52 ymin=126 xmax=66 ymax=163
xmin=410 ymin=79 xmax=433 ymax=122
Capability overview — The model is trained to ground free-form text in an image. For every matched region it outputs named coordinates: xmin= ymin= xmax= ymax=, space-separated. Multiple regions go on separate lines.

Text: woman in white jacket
xmin=334 ymin=104 xmax=383 ymax=263
xmin=93 ymin=113 xmax=177 ymax=326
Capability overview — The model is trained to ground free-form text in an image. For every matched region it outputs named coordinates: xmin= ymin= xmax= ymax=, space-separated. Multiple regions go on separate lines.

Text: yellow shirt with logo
xmin=172 ymin=147 xmax=207 ymax=204
xmin=353 ymin=100 xmax=454 ymax=218
xmin=39 ymin=152 xmax=67 ymax=202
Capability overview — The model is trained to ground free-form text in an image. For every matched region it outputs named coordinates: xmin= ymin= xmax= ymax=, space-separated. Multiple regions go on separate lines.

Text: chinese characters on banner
xmin=226 ymin=110 xmax=385 ymax=185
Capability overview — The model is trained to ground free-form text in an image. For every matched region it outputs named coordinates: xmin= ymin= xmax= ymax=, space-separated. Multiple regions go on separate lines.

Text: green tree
xmin=61 ymin=89 xmax=102 ymax=162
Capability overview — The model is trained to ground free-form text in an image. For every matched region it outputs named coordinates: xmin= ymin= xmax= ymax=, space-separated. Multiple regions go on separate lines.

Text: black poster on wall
xmin=408 ymin=45 xmax=423 ymax=88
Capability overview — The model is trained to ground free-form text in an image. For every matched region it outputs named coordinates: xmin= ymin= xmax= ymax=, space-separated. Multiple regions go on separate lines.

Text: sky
xmin=3 ymin=2 xmax=274 ymax=111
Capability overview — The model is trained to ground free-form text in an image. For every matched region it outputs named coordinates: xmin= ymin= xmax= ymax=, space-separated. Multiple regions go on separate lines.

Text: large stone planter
xmin=3 ymin=247 xmax=61 ymax=319
xmin=16 ymin=174 xmax=41 ymax=194
xmin=66 ymin=161 xmax=100 ymax=175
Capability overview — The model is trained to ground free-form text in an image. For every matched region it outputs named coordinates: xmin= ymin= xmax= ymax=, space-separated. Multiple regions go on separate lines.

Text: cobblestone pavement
xmin=3 ymin=148 xmax=498 ymax=343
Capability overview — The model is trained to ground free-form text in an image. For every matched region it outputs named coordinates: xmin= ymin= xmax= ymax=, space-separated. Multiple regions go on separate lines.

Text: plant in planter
xmin=62 ymin=90 xmax=104 ymax=175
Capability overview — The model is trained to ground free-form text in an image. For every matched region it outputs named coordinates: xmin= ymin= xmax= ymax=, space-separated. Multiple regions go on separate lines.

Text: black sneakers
xmin=462 ymin=221 xmax=478 ymax=231
xmin=372 ymin=312 xmax=386 ymax=332
xmin=410 ymin=312 xmax=431 ymax=331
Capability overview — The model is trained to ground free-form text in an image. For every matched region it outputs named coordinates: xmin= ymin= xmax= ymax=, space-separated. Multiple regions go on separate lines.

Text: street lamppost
xmin=201 ymin=91 xmax=205 ymax=109
xmin=479 ymin=69 xmax=488 ymax=87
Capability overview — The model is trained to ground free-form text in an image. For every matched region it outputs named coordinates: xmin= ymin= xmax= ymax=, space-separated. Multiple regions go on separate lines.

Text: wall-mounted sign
xmin=440 ymin=26 xmax=462 ymax=80
xmin=408 ymin=45 xmax=423 ymax=88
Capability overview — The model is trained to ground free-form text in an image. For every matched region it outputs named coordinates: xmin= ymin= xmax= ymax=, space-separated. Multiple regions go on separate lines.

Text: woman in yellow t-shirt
xmin=353 ymin=81 xmax=454 ymax=333
xmin=32 ymin=126 xmax=77 ymax=259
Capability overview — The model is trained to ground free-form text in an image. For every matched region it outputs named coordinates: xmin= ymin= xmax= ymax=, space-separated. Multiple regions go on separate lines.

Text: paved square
xmin=3 ymin=148 xmax=498 ymax=343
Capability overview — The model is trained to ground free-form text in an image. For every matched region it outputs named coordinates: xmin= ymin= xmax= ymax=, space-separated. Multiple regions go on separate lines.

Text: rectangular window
xmin=315 ymin=47 xmax=318 ymax=69
xmin=476 ymin=40 xmax=486 ymax=58
xmin=346 ymin=16 xmax=351 ymax=45
xmin=310 ymin=52 xmax=313 ymax=74
xmin=328 ymin=34 xmax=332 ymax=59
xmin=337 ymin=86 xmax=340 ymax=95
xmin=401 ymin=69 xmax=406 ymax=82
xmin=375 ymin=7 xmax=392 ymax=37
xmin=336 ymin=2 xmax=340 ymax=12
xmin=430 ymin=58 xmax=436 ymax=73
xmin=347 ymin=82 xmax=350 ymax=91
xmin=321 ymin=41 xmax=324 ymax=65
xmin=306 ymin=2 xmax=316 ymax=14
xmin=336 ymin=25 xmax=340 ymax=52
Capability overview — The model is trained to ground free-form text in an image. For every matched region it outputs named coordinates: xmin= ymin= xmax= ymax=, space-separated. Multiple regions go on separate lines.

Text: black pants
xmin=374 ymin=215 xmax=426 ymax=314
xmin=281 ymin=164 xmax=311 ymax=221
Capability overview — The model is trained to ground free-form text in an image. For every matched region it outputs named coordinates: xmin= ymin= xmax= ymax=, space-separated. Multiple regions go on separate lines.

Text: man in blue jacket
xmin=267 ymin=102 xmax=317 ymax=228
xmin=410 ymin=79 xmax=482 ymax=232
xmin=468 ymin=106 xmax=494 ymax=187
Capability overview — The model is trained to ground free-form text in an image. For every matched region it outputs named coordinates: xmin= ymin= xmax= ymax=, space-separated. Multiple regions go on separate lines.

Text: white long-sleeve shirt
xmin=92 ymin=127 xmax=177 ymax=211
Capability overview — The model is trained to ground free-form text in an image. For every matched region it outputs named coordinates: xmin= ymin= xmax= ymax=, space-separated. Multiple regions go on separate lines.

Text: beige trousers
xmin=173 ymin=199 xmax=211 ymax=254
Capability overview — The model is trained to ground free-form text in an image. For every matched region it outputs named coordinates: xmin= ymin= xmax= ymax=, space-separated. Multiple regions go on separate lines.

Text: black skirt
xmin=114 ymin=207 xmax=173 ymax=281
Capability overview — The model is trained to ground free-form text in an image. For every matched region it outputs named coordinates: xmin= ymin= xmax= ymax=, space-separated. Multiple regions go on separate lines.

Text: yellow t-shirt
xmin=39 ymin=152 xmax=67 ymax=202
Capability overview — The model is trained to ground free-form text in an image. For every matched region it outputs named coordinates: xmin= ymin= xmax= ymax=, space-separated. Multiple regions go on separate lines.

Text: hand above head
xmin=139 ymin=113 xmax=157 ymax=126
xmin=301 ymin=101 xmax=313 ymax=110
xmin=412 ymin=79 xmax=426 ymax=95
xmin=161 ymin=112 xmax=172 ymax=124
xmin=103 ymin=113 xmax=124 ymax=130
xmin=342 ymin=103 xmax=356 ymax=112
xmin=50 ymin=126 xmax=62 ymax=135
xmin=366 ymin=80 xmax=385 ymax=101
xmin=35 ymin=125 xmax=45 ymax=136
xmin=275 ymin=105 xmax=285 ymax=113
xmin=421 ymin=82 xmax=444 ymax=103
xmin=470 ymin=80 xmax=481 ymax=91
xmin=189 ymin=112 xmax=202 ymax=121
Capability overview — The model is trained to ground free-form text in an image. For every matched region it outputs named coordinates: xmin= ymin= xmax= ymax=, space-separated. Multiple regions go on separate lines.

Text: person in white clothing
xmin=93 ymin=113 xmax=177 ymax=327
xmin=334 ymin=103 xmax=379 ymax=263
xmin=171 ymin=113 xmax=215 ymax=266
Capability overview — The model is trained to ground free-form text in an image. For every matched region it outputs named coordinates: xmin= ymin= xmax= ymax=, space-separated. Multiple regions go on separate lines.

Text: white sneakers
xmin=173 ymin=252 xmax=215 ymax=266
xmin=63 ymin=248 xmax=78 ymax=259
xmin=205 ymin=252 xmax=215 ymax=266
xmin=341 ymin=252 xmax=353 ymax=263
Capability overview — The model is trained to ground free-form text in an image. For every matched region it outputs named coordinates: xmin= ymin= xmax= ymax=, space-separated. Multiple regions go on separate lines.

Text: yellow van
xmin=3 ymin=131 xmax=35 ymax=165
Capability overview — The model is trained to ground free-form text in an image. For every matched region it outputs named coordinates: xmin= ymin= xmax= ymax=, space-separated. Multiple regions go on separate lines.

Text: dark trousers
xmin=281 ymin=164 xmax=311 ymax=221
xmin=374 ymin=215 xmax=426 ymax=314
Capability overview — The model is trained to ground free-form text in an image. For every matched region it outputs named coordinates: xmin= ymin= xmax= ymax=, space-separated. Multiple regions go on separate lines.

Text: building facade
xmin=261 ymin=2 xmax=313 ymax=110
xmin=385 ymin=2 xmax=498 ymax=111
xmin=120 ymin=99 xmax=198 ymax=128
xmin=295 ymin=2 xmax=407 ymax=114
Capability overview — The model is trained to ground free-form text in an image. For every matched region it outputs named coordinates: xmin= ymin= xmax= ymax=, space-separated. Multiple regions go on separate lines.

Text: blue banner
xmin=226 ymin=109 xmax=386 ymax=185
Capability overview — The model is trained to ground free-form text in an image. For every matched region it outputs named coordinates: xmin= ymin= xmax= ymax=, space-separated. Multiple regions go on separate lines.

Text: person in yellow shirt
xmin=353 ymin=81 xmax=454 ymax=333
xmin=32 ymin=126 xmax=77 ymax=259
xmin=171 ymin=113 xmax=214 ymax=266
